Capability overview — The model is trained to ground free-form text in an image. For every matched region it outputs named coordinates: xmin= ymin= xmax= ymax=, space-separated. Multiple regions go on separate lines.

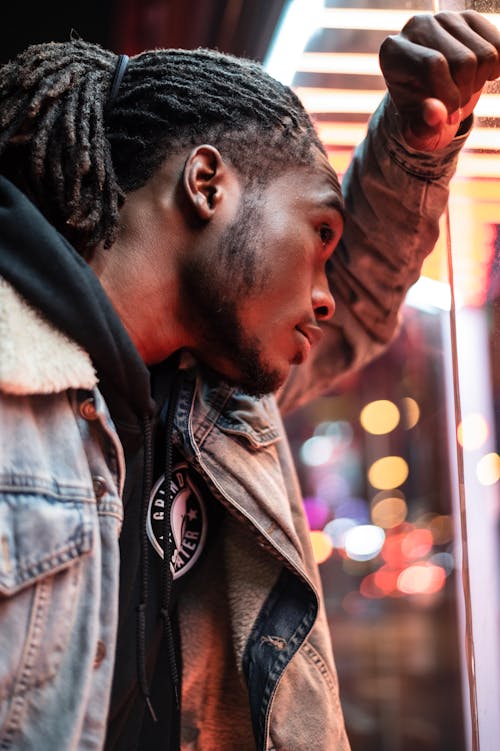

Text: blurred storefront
xmin=265 ymin=2 xmax=500 ymax=749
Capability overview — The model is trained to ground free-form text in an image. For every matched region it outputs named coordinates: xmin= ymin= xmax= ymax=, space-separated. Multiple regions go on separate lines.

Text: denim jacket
xmin=0 ymin=98 xmax=469 ymax=750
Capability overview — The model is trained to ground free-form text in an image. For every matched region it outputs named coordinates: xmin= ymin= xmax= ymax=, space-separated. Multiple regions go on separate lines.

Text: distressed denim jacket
xmin=0 ymin=98 xmax=470 ymax=750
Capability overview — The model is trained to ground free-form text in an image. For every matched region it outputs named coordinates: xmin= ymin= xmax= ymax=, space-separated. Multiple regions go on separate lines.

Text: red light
xmin=401 ymin=528 xmax=433 ymax=560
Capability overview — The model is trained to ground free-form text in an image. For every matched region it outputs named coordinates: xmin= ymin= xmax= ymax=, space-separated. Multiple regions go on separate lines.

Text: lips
xmin=300 ymin=323 xmax=323 ymax=348
xmin=293 ymin=324 xmax=323 ymax=364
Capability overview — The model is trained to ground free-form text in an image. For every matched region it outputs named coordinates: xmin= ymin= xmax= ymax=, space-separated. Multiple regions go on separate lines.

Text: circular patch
xmin=146 ymin=462 xmax=207 ymax=579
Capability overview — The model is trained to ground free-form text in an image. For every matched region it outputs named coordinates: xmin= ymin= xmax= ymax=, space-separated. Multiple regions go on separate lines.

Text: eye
xmin=319 ymin=224 xmax=334 ymax=247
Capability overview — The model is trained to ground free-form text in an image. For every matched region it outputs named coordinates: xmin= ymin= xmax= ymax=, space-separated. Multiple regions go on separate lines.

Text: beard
xmin=179 ymin=194 xmax=284 ymax=396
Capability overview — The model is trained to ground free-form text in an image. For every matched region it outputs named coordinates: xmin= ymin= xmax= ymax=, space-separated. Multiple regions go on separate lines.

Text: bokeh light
xmin=360 ymin=572 xmax=385 ymax=599
xmin=476 ymin=452 xmax=500 ymax=485
xmin=397 ymin=562 xmax=446 ymax=595
xmin=401 ymin=528 xmax=433 ymax=560
xmin=309 ymin=530 xmax=333 ymax=564
xmin=300 ymin=436 xmax=335 ymax=466
xmin=303 ymin=497 xmax=330 ymax=530
xmin=324 ymin=517 xmax=357 ymax=548
xmin=316 ymin=472 xmax=351 ymax=506
xmin=373 ymin=565 xmax=400 ymax=596
xmin=457 ymin=413 xmax=489 ymax=451
xmin=360 ymin=399 xmax=400 ymax=435
xmin=314 ymin=420 xmax=353 ymax=447
xmin=427 ymin=514 xmax=454 ymax=545
xmin=400 ymin=397 xmax=420 ymax=430
xmin=429 ymin=552 xmax=454 ymax=576
xmin=344 ymin=524 xmax=385 ymax=561
xmin=371 ymin=490 xmax=408 ymax=529
xmin=334 ymin=497 xmax=370 ymax=524
xmin=367 ymin=456 xmax=409 ymax=490
xmin=381 ymin=524 xmax=414 ymax=567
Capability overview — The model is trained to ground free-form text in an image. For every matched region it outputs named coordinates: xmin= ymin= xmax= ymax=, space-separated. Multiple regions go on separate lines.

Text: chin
xmin=195 ymin=344 xmax=289 ymax=397
xmin=240 ymin=362 xmax=289 ymax=397
xmin=215 ymin=361 xmax=287 ymax=397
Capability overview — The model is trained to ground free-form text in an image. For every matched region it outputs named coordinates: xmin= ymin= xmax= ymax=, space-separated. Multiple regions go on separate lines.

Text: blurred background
xmin=2 ymin=1 xmax=498 ymax=749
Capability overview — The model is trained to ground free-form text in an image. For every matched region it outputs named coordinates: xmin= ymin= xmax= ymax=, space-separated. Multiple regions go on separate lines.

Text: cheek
xmin=260 ymin=243 xmax=311 ymax=299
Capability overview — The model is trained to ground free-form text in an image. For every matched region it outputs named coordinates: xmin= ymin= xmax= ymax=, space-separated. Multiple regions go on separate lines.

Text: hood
xmin=0 ymin=175 xmax=155 ymax=433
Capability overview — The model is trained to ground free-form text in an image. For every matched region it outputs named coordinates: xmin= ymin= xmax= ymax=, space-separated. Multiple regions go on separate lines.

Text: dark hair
xmin=0 ymin=40 xmax=329 ymax=256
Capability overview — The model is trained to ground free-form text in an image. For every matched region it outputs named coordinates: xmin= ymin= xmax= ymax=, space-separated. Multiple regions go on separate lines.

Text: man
xmin=0 ymin=10 xmax=498 ymax=751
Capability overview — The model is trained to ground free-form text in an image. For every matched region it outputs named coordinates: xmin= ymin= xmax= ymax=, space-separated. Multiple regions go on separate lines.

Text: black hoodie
xmin=0 ymin=176 xmax=180 ymax=749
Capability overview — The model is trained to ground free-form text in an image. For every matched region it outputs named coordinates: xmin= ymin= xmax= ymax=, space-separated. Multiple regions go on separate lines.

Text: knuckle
xmin=378 ymin=36 xmax=401 ymax=69
xmin=424 ymin=51 xmax=448 ymax=78
xmin=402 ymin=13 xmax=434 ymax=37
xmin=379 ymin=35 xmax=396 ymax=55
xmin=450 ymin=49 xmax=477 ymax=78
xmin=434 ymin=11 xmax=455 ymax=24
xmin=477 ymin=44 xmax=499 ymax=69
xmin=462 ymin=9 xmax=482 ymax=24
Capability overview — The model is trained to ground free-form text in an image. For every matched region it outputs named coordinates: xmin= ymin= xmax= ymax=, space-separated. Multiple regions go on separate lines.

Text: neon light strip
xmin=321 ymin=8 xmax=500 ymax=31
xmin=296 ymin=88 xmax=383 ymax=113
xmin=295 ymin=88 xmax=500 ymax=118
xmin=317 ymin=123 xmax=500 ymax=152
xmin=298 ymin=52 xmax=381 ymax=75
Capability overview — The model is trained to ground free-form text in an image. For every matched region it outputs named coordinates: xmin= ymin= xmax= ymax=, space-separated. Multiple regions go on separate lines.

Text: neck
xmin=89 ymin=199 xmax=189 ymax=365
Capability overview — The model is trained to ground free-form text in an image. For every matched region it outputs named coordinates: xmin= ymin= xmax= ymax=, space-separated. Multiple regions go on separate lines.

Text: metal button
xmin=93 ymin=640 xmax=106 ymax=668
xmin=79 ymin=397 xmax=97 ymax=421
xmin=92 ymin=476 xmax=107 ymax=499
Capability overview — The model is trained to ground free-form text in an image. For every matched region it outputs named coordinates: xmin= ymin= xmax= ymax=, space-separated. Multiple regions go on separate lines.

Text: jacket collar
xmin=0 ymin=276 xmax=97 ymax=395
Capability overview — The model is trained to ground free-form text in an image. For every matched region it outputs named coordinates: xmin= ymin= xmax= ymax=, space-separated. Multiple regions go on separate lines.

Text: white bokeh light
xmin=300 ymin=435 xmax=334 ymax=466
xmin=344 ymin=524 xmax=385 ymax=561
xmin=324 ymin=518 xmax=357 ymax=548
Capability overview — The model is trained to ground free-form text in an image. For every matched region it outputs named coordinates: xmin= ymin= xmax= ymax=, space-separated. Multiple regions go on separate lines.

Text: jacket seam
xmin=301 ymin=640 xmax=336 ymax=693
xmin=0 ymin=576 xmax=52 ymax=747
xmin=0 ymin=476 xmax=96 ymax=503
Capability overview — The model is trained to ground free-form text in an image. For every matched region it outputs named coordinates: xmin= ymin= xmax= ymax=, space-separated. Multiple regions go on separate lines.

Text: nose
xmin=312 ymin=279 xmax=335 ymax=322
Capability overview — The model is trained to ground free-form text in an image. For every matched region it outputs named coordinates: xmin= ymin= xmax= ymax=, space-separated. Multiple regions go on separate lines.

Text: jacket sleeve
xmin=277 ymin=93 xmax=471 ymax=415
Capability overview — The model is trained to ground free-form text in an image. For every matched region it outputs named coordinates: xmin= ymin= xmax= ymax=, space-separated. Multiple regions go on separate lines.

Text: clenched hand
xmin=379 ymin=10 xmax=500 ymax=151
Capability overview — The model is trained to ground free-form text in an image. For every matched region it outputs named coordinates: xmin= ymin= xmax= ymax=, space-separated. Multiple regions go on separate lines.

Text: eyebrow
xmin=319 ymin=194 xmax=345 ymax=220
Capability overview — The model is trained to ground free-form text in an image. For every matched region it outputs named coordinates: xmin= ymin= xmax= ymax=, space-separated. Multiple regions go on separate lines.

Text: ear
xmin=183 ymin=145 xmax=229 ymax=221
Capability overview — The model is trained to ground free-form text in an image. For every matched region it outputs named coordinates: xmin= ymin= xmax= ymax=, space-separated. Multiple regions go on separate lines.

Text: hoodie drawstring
xmin=137 ymin=359 xmax=182 ymax=722
xmin=137 ymin=414 xmax=158 ymax=722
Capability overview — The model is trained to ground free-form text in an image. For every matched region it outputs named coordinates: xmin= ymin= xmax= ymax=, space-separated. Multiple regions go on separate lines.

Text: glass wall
xmin=269 ymin=1 xmax=500 ymax=748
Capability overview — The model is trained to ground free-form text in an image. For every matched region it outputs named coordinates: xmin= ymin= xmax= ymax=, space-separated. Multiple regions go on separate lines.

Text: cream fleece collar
xmin=0 ymin=276 xmax=97 ymax=395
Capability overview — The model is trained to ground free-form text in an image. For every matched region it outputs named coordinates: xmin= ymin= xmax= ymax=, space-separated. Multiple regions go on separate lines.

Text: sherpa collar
xmin=0 ymin=276 xmax=97 ymax=395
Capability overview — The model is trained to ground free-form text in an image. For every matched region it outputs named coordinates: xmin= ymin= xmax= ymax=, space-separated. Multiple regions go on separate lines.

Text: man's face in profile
xmin=180 ymin=154 xmax=344 ymax=396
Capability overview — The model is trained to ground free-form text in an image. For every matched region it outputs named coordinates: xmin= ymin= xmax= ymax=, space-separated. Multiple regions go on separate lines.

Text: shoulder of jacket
xmin=0 ymin=276 xmax=97 ymax=395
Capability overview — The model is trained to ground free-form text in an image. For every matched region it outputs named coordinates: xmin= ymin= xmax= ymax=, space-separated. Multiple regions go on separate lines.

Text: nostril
xmin=315 ymin=305 xmax=330 ymax=320
xmin=312 ymin=283 xmax=335 ymax=321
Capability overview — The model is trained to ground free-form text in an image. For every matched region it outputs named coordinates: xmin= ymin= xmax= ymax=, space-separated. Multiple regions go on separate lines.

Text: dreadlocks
xmin=0 ymin=40 xmax=327 ymax=256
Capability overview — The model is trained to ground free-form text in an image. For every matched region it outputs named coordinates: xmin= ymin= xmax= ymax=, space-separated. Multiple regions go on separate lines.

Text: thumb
xmin=402 ymin=98 xmax=462 ymax=151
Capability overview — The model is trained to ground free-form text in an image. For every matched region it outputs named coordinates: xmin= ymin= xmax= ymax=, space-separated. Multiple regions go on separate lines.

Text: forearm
xmin=278 ymin=94 xmax=470 ymax=415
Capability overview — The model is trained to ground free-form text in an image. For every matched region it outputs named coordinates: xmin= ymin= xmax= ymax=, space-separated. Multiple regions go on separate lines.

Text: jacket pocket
xmin=268 ymin=638 xmax=348 ymax=751
xmin=0 ymin=491 xmax=93 ymax=596
xmin=0 ymin=492 xmax=94 ymax=736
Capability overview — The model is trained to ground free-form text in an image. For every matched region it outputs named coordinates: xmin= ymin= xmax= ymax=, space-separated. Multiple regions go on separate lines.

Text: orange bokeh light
xmin=367 ymin=455 xmax=409 ymax=490
xmin=397 ymin=562 xmax=446 ymax=595
xmin=457 ymin=413 xmax=489 ymax=451
xmin=310 ymin=530 xmax=333 ymax=564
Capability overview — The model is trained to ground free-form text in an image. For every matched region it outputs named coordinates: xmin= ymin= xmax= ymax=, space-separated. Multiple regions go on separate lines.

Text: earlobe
xmin=183 ymin=145 xmax=226 ymax=221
